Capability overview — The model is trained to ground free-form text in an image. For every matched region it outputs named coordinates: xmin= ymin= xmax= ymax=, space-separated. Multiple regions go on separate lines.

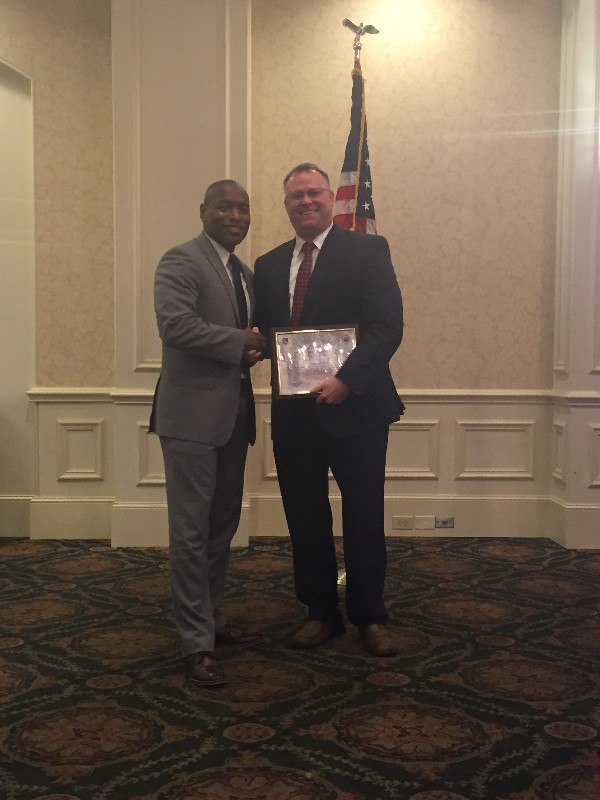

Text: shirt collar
xmin=294 ymin=222 xmax=333 ymax=257
xmin=205 ymin=233 xmax=234 ymax=268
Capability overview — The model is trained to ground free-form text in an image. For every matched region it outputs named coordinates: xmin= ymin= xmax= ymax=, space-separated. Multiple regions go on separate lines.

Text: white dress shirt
xmin=288 ymin=223 xmax=333 ymax=315
xmin=206 ymin=234 xmax=251 ymax=324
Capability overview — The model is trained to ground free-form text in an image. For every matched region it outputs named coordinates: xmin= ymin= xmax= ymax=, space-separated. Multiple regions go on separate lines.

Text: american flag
xmin=333 ymin=65 xmax=377 ymax=234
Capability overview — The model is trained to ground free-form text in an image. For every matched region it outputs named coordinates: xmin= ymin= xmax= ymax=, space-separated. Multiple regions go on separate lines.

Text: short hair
xmin=203 ymin=179 xmax=248 ymax=205
xmin=283 ymin=163 xmax=330 ymax=190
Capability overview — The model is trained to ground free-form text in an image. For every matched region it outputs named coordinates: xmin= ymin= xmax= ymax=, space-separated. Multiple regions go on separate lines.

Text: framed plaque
xmin=271 ymin=325 xmax=358 ymax=399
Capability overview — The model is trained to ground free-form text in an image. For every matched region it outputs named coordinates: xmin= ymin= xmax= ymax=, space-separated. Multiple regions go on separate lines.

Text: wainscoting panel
xmin=455 ymin=420 xmax=535 ymax=480
xmin=27 ymin=391 xmax=115 ymax=540
xmin=56 ymin=418 xmax=105 ymax=482
xmin=588 ymin=423 xmax=600 ymax=488
xmin=137 ymin=422 xmax=165 ymax=488
xmin=387 ymin=420 xmax=440 ymax=480
xmin=22 ymin=388 xmax=600 ymax=549
xmin=552 ymin=419 xmax=568 ymax=485
xmin=33 ymin=393 xmax=115 ymax=501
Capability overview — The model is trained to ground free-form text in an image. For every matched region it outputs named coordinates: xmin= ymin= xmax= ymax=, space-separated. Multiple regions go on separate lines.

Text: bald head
xmin=203 ymin=179 xmax=248 ymax=206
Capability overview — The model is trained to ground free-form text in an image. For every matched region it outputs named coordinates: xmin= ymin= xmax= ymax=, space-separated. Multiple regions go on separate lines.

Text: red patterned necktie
xmin=290 ymin=241 xmax=315 ymax=326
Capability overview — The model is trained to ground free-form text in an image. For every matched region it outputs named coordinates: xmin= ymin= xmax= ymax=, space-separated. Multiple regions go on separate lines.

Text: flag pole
xmin=337 ymin=20 xmax=380 ymax=587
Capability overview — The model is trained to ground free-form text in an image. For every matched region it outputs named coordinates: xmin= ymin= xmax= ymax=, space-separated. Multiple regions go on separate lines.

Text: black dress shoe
xmin=185 ymin=652 xmax=226 ymax=686
xmin=215 ymin=624 xmax=263 ymax=648
xmin=359 ymin=624 xmax=397 ymax=657
xmin=291 ymin=620 xmax=345 ymax=649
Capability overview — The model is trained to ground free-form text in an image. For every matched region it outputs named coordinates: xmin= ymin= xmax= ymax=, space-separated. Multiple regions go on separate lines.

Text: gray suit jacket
xmin=150 ymin=231 xmax=255 ymax=446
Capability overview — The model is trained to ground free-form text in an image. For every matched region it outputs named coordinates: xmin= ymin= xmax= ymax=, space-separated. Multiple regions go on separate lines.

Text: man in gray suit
xmin=150 ymin=180 xmax=265 ymax=687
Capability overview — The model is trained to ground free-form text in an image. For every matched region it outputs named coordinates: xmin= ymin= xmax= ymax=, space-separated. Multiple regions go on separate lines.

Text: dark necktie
xmin=290 ymin=241 xmax=315 ymax=326
xmin=229 ymin=255 xmax=253 ymax=436
xmin=228 ymin=254 xmax=248 ymax=329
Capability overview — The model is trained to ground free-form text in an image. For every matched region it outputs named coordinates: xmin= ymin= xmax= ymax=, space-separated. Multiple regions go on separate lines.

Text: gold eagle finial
xmin=342 ymin=18 xmax=379 ymax=66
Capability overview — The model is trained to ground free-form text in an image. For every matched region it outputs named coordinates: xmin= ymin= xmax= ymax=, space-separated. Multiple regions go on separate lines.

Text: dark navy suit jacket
xmin=253 ymin=224 xmax=404 ymax=439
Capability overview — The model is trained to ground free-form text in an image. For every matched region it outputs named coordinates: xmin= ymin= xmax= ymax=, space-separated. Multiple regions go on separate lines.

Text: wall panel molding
xmin=387 ymin=420 xmax=439 ymax=480
xmin=20 ymin=385 xmax=600 ymax=548
xmin=28 ymin=387 xmax=600 ymax=405
xmin=27 ymin=388 xmax=114 ymax=403
xmin=552 ymin=420 xmax=568 ymax=484
xmin=112 ymin=0 xmax=252 ymax=388
xmin=455 ymin=421 xmax=535 ymax=480
xmin=56 ymin=419 xmax=105 ymax=482
xmin=554 ymin=0 xmax=577 ymax=376
xmin=588 ymin=422 xmax=600 ymax=487
xmin=261 ymin=419 xmax=277 ymax=480
xmin=554 ymin=0 xmax=600 ymax=387
xmin=137 ymin=422 xmax=165 ymax=487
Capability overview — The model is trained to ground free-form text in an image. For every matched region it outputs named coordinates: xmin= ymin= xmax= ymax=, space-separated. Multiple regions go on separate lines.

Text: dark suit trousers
xmin=273 ymin=399 xmax=389 ymax=628
xmin=160 ymin=389 xmax=249 ymax=657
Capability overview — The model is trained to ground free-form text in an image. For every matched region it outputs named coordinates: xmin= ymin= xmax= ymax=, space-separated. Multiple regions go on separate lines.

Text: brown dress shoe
xmin=359 ymin=624 xmax=397 ymax=657
xmin=185 ymin=653 xmax=227 ymax=686
xmin=215 ymin=623 xmax=263 ymax=648
xmin=291 ymin=620 xmax=345 ymax=649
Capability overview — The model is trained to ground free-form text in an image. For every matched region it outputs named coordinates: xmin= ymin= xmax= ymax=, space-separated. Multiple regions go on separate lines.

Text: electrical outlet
xmin=435 ymin=516 xmax=455 ymax=529
xmin=392 ymin=515 xmax=414 ymax=530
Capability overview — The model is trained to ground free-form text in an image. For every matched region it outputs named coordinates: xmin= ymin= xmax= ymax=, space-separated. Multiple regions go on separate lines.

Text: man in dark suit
xmin=150 ymin=180 xmax=266 ymax=686
xmin=254 ymin=163 xmax=404 ymax=657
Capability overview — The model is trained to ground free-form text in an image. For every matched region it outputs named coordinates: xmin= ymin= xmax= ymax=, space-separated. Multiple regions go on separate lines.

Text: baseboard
xmin=18 ymin=495 xmax=600 ymax=549
xmin=0 ymin=496 xmax=31 ymax=537
xmin=249 ymin=494 xmax=599 ymax=550
xmin=110 ymin=502 xmax=250 ymax=548
xmin=30 ymin=498 xmax=113 ymax=540
xmin=384 ymin=496 xmax=545 ymax=539
xmin=544 ymin=499 xmax=600 ymax=549
xmin=247 ymin=494 xmax=557 ymax=541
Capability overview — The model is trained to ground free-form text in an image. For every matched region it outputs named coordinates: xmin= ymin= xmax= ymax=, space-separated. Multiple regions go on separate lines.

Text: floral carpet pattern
xmin=1 ymin=536 xmax=600 ymax=799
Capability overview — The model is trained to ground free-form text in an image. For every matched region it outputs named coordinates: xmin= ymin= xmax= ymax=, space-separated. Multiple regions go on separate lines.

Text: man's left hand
xmin=312 ymin=376 xmax=350 ymax=405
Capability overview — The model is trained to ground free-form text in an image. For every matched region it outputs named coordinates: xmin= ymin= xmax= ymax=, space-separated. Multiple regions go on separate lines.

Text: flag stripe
xmin=336 ymin=171 xmax=358 ymax=187
xmin=334 ymin=185 xmax=356 ymax=201
xmin=333 ymin=200 xmax=355 ymax=216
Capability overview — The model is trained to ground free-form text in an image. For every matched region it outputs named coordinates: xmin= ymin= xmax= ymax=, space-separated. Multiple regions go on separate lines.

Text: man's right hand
xmin=244 ymin=327 xmax=266 ymax=353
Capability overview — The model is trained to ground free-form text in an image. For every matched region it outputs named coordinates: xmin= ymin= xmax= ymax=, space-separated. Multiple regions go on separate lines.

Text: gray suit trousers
xmin=160 ymin=395 xmax=249 ymax=656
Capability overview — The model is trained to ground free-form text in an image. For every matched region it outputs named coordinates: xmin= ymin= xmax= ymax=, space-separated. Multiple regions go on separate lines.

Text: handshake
xmin=243 ymin=327 xmax=267 ymax=366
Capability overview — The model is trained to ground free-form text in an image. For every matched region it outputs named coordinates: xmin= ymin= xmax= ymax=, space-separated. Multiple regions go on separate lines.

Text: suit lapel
xmin=241 ymin=261 xmax=255 ymax=322
xmin=275 ymin=240 xmax=295 ymax=322
xmin=197 ymin=232 xmax=242 ymax=326
xmin=301 ymin=225 xmax=343 ymax=322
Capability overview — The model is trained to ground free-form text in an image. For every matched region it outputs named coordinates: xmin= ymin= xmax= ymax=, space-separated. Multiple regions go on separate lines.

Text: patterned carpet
xmin=1 ymin=535 xmax=600 ymax=800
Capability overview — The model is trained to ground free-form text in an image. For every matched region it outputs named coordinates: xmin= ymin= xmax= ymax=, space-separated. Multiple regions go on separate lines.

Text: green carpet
xmin=1 ymin=536 xmax=600 ymax=799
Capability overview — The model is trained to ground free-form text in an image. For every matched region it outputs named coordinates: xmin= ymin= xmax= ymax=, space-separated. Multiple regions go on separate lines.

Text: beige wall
xmin=0 ymin=0 xmax=561 ymax=391
xmin=0 ymin=0 xmax=113 ymax=387
xmin=251 ymin=0 xmax=562 ymax=391
xmin=7 ymin=0 xmax=599 ymax=549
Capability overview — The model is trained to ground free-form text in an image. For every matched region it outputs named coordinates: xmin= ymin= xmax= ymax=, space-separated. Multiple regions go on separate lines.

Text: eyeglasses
xmin=285 ymin=188 xmax=329 ymax=203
